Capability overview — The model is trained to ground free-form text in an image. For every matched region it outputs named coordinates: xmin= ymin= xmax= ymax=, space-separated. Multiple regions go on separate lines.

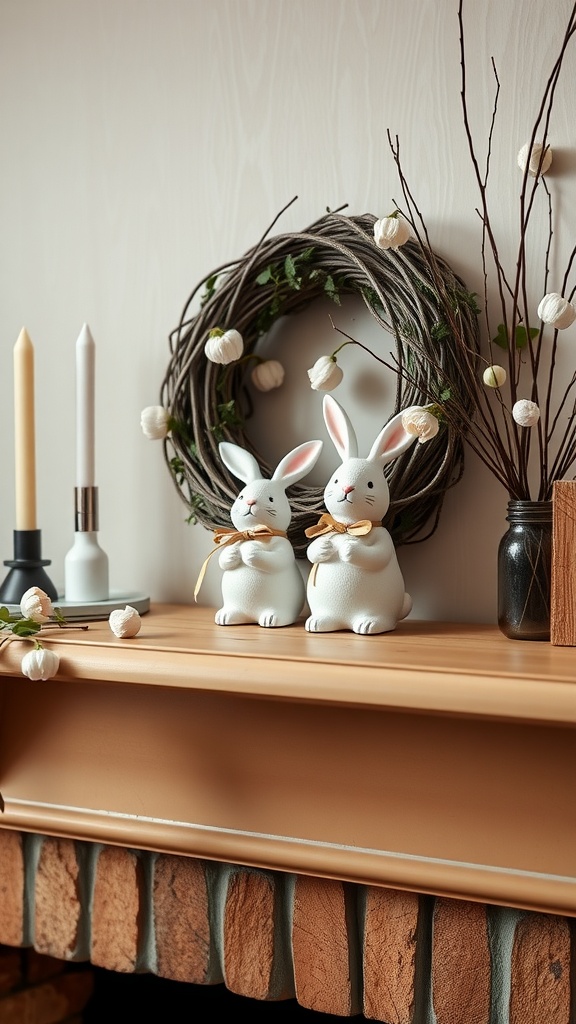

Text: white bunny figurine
xmin=305 ymin=394 xmax=418 ymax=635
xmin=214 ymin=439 xmax=323 ymax=627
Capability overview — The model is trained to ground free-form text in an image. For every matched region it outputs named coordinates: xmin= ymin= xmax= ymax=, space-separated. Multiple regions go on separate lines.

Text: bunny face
xmin=230 ymin=479 xmax=292 ymax=532
xmin=323 ymin=457 xmax=390 ymax=524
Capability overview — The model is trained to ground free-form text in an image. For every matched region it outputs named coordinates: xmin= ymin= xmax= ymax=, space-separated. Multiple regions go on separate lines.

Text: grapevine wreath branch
xmin=159 ymin=200 xmax=481 ymax=557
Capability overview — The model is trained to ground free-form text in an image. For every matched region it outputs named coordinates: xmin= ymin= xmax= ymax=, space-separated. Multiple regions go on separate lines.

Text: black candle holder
xmin=0 ymin=529 xmax=58 ymax=604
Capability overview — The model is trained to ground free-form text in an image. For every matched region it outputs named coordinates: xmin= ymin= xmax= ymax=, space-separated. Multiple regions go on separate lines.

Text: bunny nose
xmin=246 ymin=498 xmax=256 ymax=506
xmin=343 ymin=485 xmax=355 ymax=495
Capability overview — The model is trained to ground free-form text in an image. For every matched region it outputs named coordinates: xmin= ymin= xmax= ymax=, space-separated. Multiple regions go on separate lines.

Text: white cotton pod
xmin=19 ymin=587 xmax=54 ymax=623
xmin=141 ymin=406 xmax=170 ymax=440
xmin=251 ymin=359 xmax=285 ymax=392
xmin=21 ymin=647 xmax=60 ymax=681
xmin=537 ymin=292 xmax=576 ymax=330
xmin=517 ymin=141 xmax=552 ymax=177
xmin=307 ymin=355 xmax=344 ymax=391
xmin=109 ymin=606 xmax=142 ymax=638
xmin=204 ymin=329 xmax=244 ymax=364
xmin=512 ymin=400 xmax=540 ymax=427
xmin=483 ymin=365 xmax=507 ymax=388
xmin=373 ymin=214 xmax=411 ymax=250
xmin=401 ymin=406 xmax=440 ymax=444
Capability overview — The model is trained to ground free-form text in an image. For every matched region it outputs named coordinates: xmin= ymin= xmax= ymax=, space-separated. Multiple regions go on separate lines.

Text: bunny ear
xmin=272 ymin=439 xmax=323 ymax=489
xmin=367 ymin=411 xmax=418 ymax=465
xmin=322 ymin=395 xmax=358 ymax=460
xmin=219 ymin=442 xmax=262 ymax=483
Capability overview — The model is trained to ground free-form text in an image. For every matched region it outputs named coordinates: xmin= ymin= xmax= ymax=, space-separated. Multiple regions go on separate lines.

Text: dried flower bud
xmin=251 ymin=359 xmax=285 ymax=392
xmin=373 ymin=213 xmax=411 ymax=250
xmin=204 ymin=328 xmax=243 ymax=364
xmin=307 ymin=355 xmax=344 ymax=391
xmin=21 ymin=647 xmax=59 ymax=681
xmin=19 ymin=586 xmax=54 ymax=624
xmin=401 ymin=406 xmax=440 ymax=444
xmin=517 ymin=141 xmax=552 ymax=177
xmin=537 ymin=292 xmax=576 ymax=330
xmin=483 ymin=364 xmax=507 ymax=388
xmin=109 ymin=605 xmax=142 ymax=638
xmin=512 ymin=400 xmax=540 ymax=427
xmin=141 ymin=406 xmax=170 ymax=440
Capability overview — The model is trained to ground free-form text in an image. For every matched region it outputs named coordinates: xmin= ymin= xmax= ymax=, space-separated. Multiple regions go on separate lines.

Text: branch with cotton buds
xmin=0 ymin=587 xmax=87 ymax=681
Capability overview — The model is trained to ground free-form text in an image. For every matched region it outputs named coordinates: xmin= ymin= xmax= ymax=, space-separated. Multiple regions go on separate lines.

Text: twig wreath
xmin=160 ymin=199 xmax=481 ymax=557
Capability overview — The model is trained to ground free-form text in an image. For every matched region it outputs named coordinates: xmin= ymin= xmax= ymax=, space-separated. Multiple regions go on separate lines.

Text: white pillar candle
xmin=14 ymin=327 xmax=37 ymax=531
xmin=76 ymin=323 xmax=96 ymax=487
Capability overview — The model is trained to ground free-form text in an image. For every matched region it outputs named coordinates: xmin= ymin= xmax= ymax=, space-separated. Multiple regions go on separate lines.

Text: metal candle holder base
xmin=0 ymin=529 xmax=58 ymax=604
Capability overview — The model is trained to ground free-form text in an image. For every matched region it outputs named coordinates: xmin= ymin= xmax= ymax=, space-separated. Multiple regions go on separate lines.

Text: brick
xmin=509 ymin=913 xmax=571 ymax=1024
xmin=0 ymin=832 xmax=24 ymax=947
xmin=90 ymin=846 xmax=142 ymax=973
xmin=363 ymin=887 xmax=420 ymax=1023
xmin=292 ymin=874 xmax=358 ymax=1016
xmin=34 ymin=839 xmax=81 ymax=960
xmin=223 ymin=867 xmax=276 ymax=1001
xmin=432 ymin=898 xmax=491 ymax=1024
xmin=0 ymin=969 xmax=94 ymax=1024
xmin=153 ymin=854 xmax=211 ymax=984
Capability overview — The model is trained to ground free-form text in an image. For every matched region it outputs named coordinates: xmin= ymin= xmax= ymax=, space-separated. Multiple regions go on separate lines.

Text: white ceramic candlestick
xmin=64 ymin=324 xmax=109 ymax=602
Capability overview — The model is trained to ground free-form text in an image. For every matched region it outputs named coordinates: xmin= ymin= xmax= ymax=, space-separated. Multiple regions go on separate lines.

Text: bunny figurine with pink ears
xmin=214 ymin=439 xmax=323 ymax=627
xmin=305 ymin=395 xmax=418 ymax=635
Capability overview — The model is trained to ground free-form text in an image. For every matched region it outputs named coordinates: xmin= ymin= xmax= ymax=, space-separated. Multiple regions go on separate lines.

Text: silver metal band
xmin=74 ymin=486 xmax=99 ymax=532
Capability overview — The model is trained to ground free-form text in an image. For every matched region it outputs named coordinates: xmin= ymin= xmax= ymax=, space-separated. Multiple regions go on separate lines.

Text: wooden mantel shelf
xmin=0 ymin=604 xmax=575 ymax=917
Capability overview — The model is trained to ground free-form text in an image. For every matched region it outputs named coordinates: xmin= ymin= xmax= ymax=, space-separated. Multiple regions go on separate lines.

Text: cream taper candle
xmin=14 ymin=327 xmax=37 ymax=530
xmin=76 ymin=323 xmax=95 ymax=487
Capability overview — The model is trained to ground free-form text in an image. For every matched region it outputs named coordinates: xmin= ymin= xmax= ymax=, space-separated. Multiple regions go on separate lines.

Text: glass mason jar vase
xmin=497 ymin=500 xmax=553 ymax=641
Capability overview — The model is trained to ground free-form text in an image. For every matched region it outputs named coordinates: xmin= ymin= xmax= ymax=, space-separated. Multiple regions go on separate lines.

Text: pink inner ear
xmin=325 ymin=405 xmax=348 ymax=457
xmin=284 ymin=449 xmax=311 ymax=474
xmin=379 ymin=423 xmax=408 ymax=456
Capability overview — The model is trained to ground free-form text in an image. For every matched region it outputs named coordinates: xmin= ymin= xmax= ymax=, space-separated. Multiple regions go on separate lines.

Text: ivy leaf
xmin=0 ymin=607 xmax=11 ymax=622
xmin=11 ymin=619 xmax=41 ymax=637
xmin=284 ymin=255 xmax=301 ymax=289
xmin=493 ymin=323 xmax=539 ymax=350
xmin=256 ymin=267 xmax=273 ymax=286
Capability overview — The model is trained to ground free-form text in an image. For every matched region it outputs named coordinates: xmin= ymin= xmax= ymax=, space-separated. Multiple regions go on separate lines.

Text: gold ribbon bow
xmin=305 ymin=513 xmax=382 ymax=585
xmin=194 ymin=524 xmax=287 ymax=601
xmin=305 ymin=512 xmax=380 ymax=539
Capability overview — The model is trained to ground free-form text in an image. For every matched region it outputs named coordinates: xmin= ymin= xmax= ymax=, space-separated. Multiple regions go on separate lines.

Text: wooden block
xmin=153 ymin=854 xmax=211 ymax=984
xmin=363 ymin=887 xmax=420 ymax=1024
xmin=0 ymin=948 xmax=22 ymax=996
xmin=90 ymin=846 xmax=142 ymax=973
xmin=431 ymin=898 xmax=491 ymax=1024
xmin=292 ymin=874 xmax=359 ymax=1017
xmin=34 ymin=838 xmax=81 ymax=960
xmin=223 ymin=866 xmax=281 ymax=1001
xmin=0 ymin=831 xmax=25 ymax=947
xmin=551 ymin=480 xmax=576 ymax=645
xmin=0 ymin=969 xmax=94 ymax=1024
xmin=509 ymin=913 xmax=570 ymax=1024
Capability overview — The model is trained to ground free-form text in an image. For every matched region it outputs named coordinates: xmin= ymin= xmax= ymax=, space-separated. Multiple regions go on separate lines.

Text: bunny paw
xmin=258 ymin=611 xmax=282 ymax=628
xmin=215 ymin=608 xmax=251 ymax=625
xmin=305 ymin=614 xmax=342 ymax=633
xmin=353 ymin=616 xmax=392 ymax=635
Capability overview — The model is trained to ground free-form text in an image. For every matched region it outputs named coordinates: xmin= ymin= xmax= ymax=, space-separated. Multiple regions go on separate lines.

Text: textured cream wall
xmin=0 ymin=0 xmax=574 ymax=623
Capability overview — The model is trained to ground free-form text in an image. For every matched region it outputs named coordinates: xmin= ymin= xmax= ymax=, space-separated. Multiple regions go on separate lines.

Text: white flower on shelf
xmin=483 ymin=365 xmax=507 ymax=388
xmin=20 ymin=586 xmax=54 ymax=624
xmin=517 ymin=141 xmax=552 ymax=178
xmin=204 ymin=328 xmax=244 ymax=364
xmin=373 ymin=212 xmax=411 ymax=250
xmin=21 ymin=647 xmax=59 ymax=681
xmin=141 ymin=405 xmax=170 ymax=440
xmin=537 ymin=292 xmax=576 ymax=330
xmin=109 ymin=605 xmax=142 ymax=638
xmin=251 ymin=359 xmax=285 ymax=392
xmin=401 ymin=406 xmax=440 ymax=444
xmin=307 ymin=355 xmax=344 ymax=391
xmin=512 ymin=400 xmax=540 ymax=427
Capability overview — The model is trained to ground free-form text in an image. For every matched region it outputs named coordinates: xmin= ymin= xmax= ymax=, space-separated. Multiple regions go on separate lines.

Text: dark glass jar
xmin=497 ymin=500 xmax=552 ymax=641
